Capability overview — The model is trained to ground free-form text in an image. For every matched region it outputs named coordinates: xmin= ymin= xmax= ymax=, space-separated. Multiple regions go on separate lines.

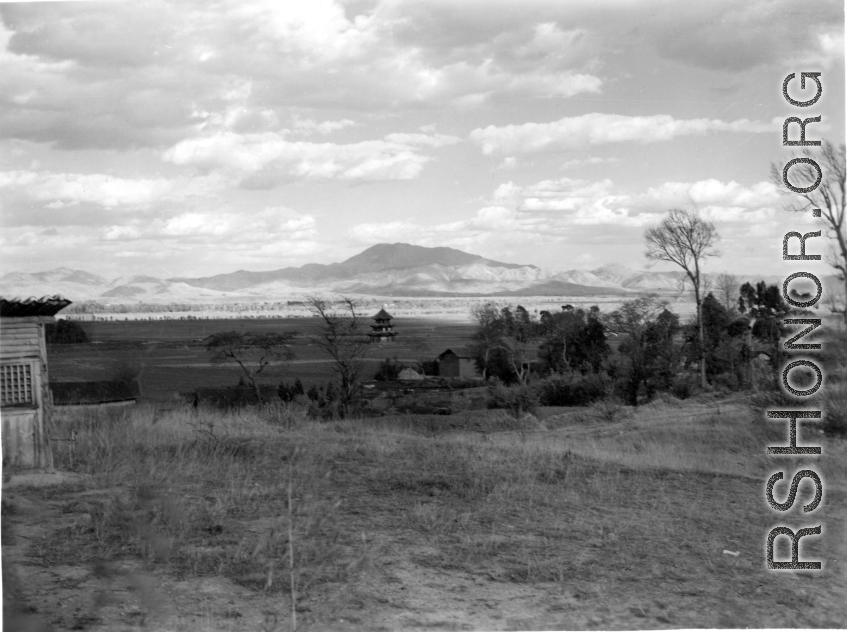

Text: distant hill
xmin=0 ymin=242 xmax=838 ymax=304
xmin=167 ymin=243 xmax=536 ymax=291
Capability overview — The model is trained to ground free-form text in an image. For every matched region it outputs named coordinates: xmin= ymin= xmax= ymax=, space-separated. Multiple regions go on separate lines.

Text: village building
xmin=437 ymin=349 xmax=481 ymax=379
xmin=1 ymin=296 xmax=72 ymax=470
xmin=368 ymin=307 xmax=397 ymax=343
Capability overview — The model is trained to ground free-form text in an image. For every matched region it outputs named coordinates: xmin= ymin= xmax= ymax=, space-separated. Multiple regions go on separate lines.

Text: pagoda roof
xmin=372 ymin=308 xmax=393 ymax=320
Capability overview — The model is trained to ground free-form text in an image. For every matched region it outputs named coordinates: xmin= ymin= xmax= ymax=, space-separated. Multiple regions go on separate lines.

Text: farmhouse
xmin=368 ymin=307 xmax=397 ymax=343
xmin=1 ymin=295 xmax=72 ymax=469
xmin=438 ymin=349 xmax=481 ymax=379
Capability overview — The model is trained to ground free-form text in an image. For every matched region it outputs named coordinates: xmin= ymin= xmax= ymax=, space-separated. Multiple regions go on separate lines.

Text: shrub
xmin=713 ymin=372 xmax=741 ymax=392
xmin=278 ymin=378 xmax=305 ymax=403
xmin=590 ymin=398 xmax=631 ymax=423
xmin=821 ymin=383 xmax=847 ymax=437
xmin=671 ymin=374 xmax=694 ymax=400
xmin=46 ymin=319 xmax=89 ymax=344
xmin=536 ymin=374 xmax=607 ymax=407
xmin=420 ymin=359 xmax=440 ymax=376
xmin=373 ymin=358 xmax=403 ymax=382
xmin=487 ymin=381 xmax=538 ymax=417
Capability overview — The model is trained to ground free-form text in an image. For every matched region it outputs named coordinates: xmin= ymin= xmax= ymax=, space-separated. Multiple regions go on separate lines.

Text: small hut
xmin=1 ymin=295 xmax=72 ymax=470
xmin=368 ymin=307 xmax=397 ymax=343
xmin=438 ymin=349 xmax=481 ymax=379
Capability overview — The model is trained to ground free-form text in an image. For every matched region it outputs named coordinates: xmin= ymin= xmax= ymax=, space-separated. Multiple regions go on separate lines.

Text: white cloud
xmin=292 ymin=117 xmax=357 ymax=135
xmin=382 ymin=132 xmax=461 ymax=148
xmin=0 ymin=169 xmax=187 ymax=209
xmin=163 ymin=130 xmax=462 ymax=183
xmin=561 ymin=156 xmax=619 ymax=170
xmin=641 ymin=179 xmax=780 ymax=218
xmin=102 ymin=207 xmax=317 ymax=246
xmin=350 ymin=220 xmax=419 ymax=243
xmin=350 ymin=176 xmax=789 ymax=255
xmin=470 ymin=113 xmax=772 ymax=155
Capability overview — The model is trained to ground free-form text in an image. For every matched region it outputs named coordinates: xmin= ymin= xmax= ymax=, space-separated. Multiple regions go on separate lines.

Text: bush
xmin=821 ymin=383 xmax=847 ymax=437
xmin=46 ymin=319 xmax=89 ymax=344
xmin=671 ymin=374 xmax=694 ymax=400
xmin=712 ymin=372 xmax=741 ymax=392
xmin=420 ymin=359 xmax=440 ymax=376
xmin=487 ymin=381 xmax=538 ymax=418
xmin=536 ymin=374 xmax=607 ymax=407
xmin=374 ymin=358 xmax=403 ymax=382
xmin=278 ymin=378 xmax=305 ymax=402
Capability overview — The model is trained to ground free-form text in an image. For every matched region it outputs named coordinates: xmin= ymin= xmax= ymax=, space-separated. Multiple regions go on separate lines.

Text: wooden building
xmin=368 ymin=307 xmax=397 ymax=343
xmin=1 ymin=296 xmax=72 ymax=470
xmin=437 ymin=349 xmax=481 ymax=379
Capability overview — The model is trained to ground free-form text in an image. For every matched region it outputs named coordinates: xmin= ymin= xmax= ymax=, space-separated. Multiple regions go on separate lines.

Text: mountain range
xmin=0 ymin=242 xmax=808 ymax=304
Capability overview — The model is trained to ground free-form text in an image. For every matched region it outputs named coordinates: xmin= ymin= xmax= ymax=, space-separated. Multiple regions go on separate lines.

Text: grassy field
xmin=47 ymin=317 xmax=477 ymax=402
xmin=3 ymin=395 xmax=846 ymax=631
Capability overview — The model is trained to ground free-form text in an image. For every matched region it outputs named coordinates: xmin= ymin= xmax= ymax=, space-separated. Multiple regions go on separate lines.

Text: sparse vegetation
xmin=205 ymin=331 xmax=298 ymax=403
xmin=7 ymin=395 xmax=842 ymax=629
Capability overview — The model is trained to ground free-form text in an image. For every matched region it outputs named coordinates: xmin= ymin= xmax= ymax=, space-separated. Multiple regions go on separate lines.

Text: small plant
xmin=671 ymin=374 xmax=694 ymax=400
xmin=536 ymin=373 xmax=608 ymax=406
xmin=187 ymin=413 xmax=222 ymax=444
xmin=821 ymin=383 xmax=847 ymax=437
xmin=487 ymin=382 xmax=538 ymax=418
xmin=590 ymin=398 xmax=630 ymax=423
xmin=260 ymin=401 xmax=308 ymax=430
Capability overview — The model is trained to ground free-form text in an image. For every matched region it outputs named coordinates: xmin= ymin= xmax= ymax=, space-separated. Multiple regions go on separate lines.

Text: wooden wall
xmin=1 ymin=317 xmax=54 ymax=470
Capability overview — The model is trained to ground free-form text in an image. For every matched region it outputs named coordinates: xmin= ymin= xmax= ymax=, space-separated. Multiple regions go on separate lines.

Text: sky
xmin=0 ymin=0 xmax=844 ymax=280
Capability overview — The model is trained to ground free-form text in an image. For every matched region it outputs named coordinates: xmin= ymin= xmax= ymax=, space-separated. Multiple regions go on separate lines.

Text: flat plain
xmin=46 ymin=316 xmax=478 ymax=402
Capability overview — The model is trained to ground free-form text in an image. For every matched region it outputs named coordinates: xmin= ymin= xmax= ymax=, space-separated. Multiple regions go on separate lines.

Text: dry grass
xmin=9 ymin=396 xmax=845 ymax=629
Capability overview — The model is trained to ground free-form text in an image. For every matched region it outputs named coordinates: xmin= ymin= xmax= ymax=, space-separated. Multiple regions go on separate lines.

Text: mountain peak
xmin=342 ymin=243 xmax=535 ymax=272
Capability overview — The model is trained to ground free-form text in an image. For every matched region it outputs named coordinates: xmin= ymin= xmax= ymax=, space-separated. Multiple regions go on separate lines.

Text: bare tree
xmin=305 ymin=296 xmax=371 ymax=418
xmin=714 ymin=272 xmax=739 ymax=314
xmin=205 ymin=331 xmax=297 ymax=403
xmin=644 ymin=208 xmax=720 ymax=389
xmin=771 ymin=140 xmax=847 ymax=324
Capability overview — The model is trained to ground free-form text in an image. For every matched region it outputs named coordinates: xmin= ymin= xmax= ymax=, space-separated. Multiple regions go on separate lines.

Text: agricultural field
xmin=47 ymin=317 xmax=477 ymax=402
xmin=3 ymin=397 xmax=846 ymax=630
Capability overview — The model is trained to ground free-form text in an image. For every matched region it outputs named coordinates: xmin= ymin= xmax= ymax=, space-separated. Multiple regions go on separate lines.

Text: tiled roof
xmin=373 ymin=308 xmax=393 ymax=320
xmin=0 ymin=295 xmax=73 ymax=317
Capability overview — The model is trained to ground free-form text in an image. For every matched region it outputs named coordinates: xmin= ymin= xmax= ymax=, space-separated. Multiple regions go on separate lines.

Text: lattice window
xmin=1 ymin=363 xmax=34 ymax=407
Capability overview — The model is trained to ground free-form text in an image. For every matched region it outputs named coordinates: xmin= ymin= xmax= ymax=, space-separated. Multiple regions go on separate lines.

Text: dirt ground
xmin=3 ymin=409 xmax=847 ymax=631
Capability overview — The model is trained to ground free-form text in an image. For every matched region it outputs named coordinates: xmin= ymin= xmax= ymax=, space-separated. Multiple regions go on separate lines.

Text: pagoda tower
xmin=368 ymin=306 xmax=397 ymax=343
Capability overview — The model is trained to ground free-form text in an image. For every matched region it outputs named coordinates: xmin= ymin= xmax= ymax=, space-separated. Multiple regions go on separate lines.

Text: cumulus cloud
xmin=163 ymin=130 xmax=460 ymax=183
xmin=0 ymin=0 xmax=605 ymax=151
xmin=101 ymin=206 xmax=317 ymax=245
xmin=561 ymin=157 xmax=618 ymax=170
xmin=350 ymin=176 xmax=789 ymax=255
xmin=470 ymin=113 xmax=772 ymax=155
xmin=646 ymin=0 xmax=843 ymax=71
xmin=292 ymin=117 xmax=357 ymax=135
xmin=0 ymin=168 xmax=223 ymax=221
